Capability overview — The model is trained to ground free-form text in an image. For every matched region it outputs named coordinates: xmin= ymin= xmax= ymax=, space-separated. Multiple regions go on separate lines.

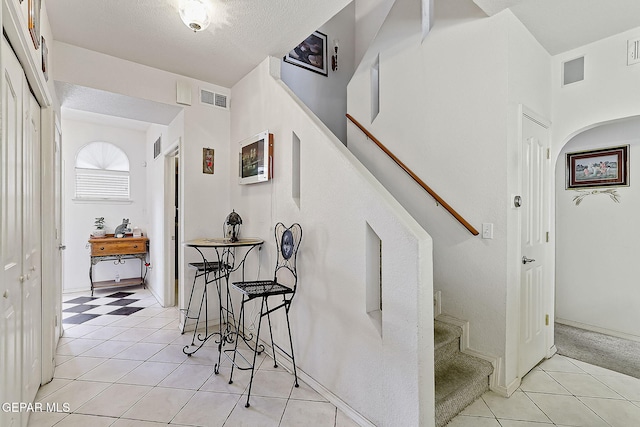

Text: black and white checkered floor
xmin=62 ymin=287 xmax=161 ymax=325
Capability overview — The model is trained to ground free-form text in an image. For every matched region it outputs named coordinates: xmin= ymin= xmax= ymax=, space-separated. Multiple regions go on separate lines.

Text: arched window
xmin=75 ymin=142 xmax=130 ymax=200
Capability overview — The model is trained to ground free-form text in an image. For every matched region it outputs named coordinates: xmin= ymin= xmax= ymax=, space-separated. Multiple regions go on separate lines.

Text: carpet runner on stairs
xmin=434 ymin=320 xmax=493 ymax=427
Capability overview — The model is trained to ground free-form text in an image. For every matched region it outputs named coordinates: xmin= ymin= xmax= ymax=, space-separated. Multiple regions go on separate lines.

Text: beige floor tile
xmin=547 ymin=371 xmax=624 ymax=399
xmin=157 ymin=363 xmax=213 ymax=390
xmin=40 ymin=380 xmax=110 ymax=413
xmin=280 ymin=399 xmax=336 ymax=427
xmin=135 ymin=316 xmax=176 ymax=329
xmin=122 ymin=387 xmax=194 ymax=423
xmin=115 ymin=361 xmax=180 ymax=386
xmin=82 ymin=314 xmax=123 ymax=326
xmin=148 ymin=344 xmax=190 ymax=363
xmin=459 ymin=395 xmax=494 ymax=417
xmin=110 ymin=327 xmax=158 ymax=342
xmin=224 ymin=395 xmax=287 ymax=426
xmin=336 ymin=409 xmax=361 ymax=427
xmin=35 ymin=378 xmax=73 ymax=401
xmin=25 ymin=410 xmax=68 ymax=427
xmin=53 ymin=413 xmax=117 ymax=427
xmin=81 ymin=326 xmax=128 ymax=340
xmin=289 ymin=380 xmax=328 ymax=402
xmin=481 ymin=391 xmax=551 ymax=423
xmin=61 ymin=324 xmax=103 ymax=338
xmin=53 ymin=356 xmax=107 ymax=380
xmin=111 ymin=419 xmax=177 ymax=427
xmin=200 ymin=366 xmax=250 ymax=395
xmin=140 ymin=329 xmax=181 ymax=344
xmin=109 ymin=315 xmax=149 ymax=328
xmin=56 ymin=338 xmax=104 ymax=356
xmin=580 ymin=397 xmax=640 ymax=427
xmin=538 ymin=355 xmax=585 ymax=373
xmin=248 ymin=369 xmax=296 ymax=399
xmin=78 ymin=358 xmax=142 ymax=383
xmin=112 ymin=342 xmax=166 ymax=361
xmin=171 ymin=390 xmax=242 ymax=426
xmin=594 ymin=374 xmax=640 ymax=401
xmin=519 ymin=369 xmax=571 ymax=395
xmin=76 ymin=383 xmax=152 ymax=417
xmin=497 ymin=420 xmax=556 ymax=427
xmin=79 ymin=340 xmax=134 ymax=358
xmin=526 ymin=392 xmax=609 ymax=426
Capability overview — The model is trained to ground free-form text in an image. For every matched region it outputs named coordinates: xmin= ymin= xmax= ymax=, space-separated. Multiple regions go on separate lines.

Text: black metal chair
xmin=228 ymin=222 xmax=302 ymax=407
xmin=181 ymin=261 xmax=227 ymax=341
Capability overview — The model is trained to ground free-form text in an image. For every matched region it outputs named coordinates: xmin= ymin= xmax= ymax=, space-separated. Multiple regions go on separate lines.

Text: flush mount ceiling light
xmin=179 ymin=0 xmax=212 ymax=32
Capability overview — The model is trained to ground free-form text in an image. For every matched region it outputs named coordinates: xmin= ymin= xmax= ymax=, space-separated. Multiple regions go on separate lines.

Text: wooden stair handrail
xmin=346 ymin=114 xmax=479 ymax=236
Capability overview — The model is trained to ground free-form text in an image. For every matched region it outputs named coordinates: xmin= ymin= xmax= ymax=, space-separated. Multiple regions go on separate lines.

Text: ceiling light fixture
xmin=179 ymin=0 xmax=212 ymax=32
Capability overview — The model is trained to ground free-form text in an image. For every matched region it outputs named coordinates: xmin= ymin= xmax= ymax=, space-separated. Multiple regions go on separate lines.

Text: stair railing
xmin=346 ymin=114 xmax=479 ymax=236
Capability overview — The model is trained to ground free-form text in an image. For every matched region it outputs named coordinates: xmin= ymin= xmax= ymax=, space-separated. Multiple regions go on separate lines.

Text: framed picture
xmin=203 ymin=148 xmax=214 ymax=174
xmin=41 ymin=36 xmax=48 ymax=81
xmin=28 ymin=0 xmax=41 ymax=50
xmin=238 ymin=131 xmax=273 ymax=184
xmin=566 ymin=145 xmax=629 ymax=189
xmin=284 ymin=31 xmax=328 ymax=76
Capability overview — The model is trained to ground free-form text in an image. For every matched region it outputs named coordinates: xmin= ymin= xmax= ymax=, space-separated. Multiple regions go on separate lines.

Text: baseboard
xmin=253 ymin=337 xmax=375 ymax=427
xmin=436 ymin=314 xmax=503 ymax=395
xmin=556 ymin=318 xmax=640 ymax=343
xmin=179 ymin=317 xmax=221 ymax=334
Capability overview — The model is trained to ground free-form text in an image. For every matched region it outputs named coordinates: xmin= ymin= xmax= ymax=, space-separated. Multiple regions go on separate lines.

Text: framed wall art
xmin=238 ymin=131 xmax=273 ymax=184
xmin=29 ymin=0 xmax=41 ymax=50
xmin=203 ymin=147 xmax=214 ymax=174
xmin=566 ymin=145 xmax=629 ymax=189
xmin=284 ymin=31 xmax=328 ymax=76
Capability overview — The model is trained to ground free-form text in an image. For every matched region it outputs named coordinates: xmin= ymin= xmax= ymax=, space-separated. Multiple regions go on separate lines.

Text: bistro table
xmin=182 ymin=237 xmax=263 ymax=372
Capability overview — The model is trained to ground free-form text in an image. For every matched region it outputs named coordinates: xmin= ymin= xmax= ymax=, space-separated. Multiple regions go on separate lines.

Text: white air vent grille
xmin=200 ymin=88 xmax=229 ymax=110
xmin=628 ymin=39 xmax=640 ymax=65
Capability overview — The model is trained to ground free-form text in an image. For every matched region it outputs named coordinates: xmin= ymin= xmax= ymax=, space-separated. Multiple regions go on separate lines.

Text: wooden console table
xmin=88 ymin=234 xmax=149 ymax=296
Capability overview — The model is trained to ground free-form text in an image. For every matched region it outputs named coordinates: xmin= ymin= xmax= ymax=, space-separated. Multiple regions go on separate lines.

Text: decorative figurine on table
xmin=114 ymin=218 xmax=130 ymax=238
xmin=224 ymin=210 xmax=242 ymax=243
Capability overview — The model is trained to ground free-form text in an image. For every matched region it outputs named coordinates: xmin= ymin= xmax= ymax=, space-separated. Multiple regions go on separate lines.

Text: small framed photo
xmin=284 ymin=31 xmax=328 ymax=76
xmin=566 ymin=145 xmax=629 ymax=189
xmin=203 ymin=148 xmax=214 ymax=174
xmin=28 ymin=0 xmax=41 ymax=50
xmin=238 ymin=131 xmax=273 ymax=184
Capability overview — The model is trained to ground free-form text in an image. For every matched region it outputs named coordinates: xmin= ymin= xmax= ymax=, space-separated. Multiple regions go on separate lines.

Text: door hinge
xmin=547 ymin=148 xmax=550 ymax=159
xmin=545 ymin=314 xmax=549 ymax=326
xmin=546 ymin=232 xmax=549 ymax=242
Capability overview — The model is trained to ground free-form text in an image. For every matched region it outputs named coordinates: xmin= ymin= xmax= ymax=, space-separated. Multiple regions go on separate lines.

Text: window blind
xmin=75 ymin=169 xmax=130 ymax=200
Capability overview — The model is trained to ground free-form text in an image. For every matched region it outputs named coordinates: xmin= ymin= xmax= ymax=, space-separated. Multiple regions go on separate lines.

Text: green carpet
xmin=555 ymin=323 xmax=640 ymax=379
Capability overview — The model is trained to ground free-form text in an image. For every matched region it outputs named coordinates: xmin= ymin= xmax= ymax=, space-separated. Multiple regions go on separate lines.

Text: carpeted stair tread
xmin=435 ymin=351 xmax=493 ymax=427
xmin=434 ymin=321 xmax=462 ymax=365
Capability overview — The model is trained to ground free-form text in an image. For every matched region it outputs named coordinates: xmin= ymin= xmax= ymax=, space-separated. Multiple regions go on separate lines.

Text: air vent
xmin=563 ymin=56 xmax=584 ymax=86
xmin=200 ymin=88 xmax=229 ymax=110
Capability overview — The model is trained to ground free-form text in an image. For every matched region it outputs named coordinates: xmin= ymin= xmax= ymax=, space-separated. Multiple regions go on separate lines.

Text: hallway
xmin=29 ymin=288 xmax=358 ymax=427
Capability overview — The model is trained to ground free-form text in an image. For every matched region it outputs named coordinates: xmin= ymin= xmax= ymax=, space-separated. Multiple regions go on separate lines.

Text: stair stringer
xmin=436 ymin=314 xmax=519 ymax=397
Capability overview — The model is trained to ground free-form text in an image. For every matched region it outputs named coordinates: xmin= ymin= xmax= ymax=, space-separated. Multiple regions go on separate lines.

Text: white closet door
xmin=23 ymin=90 xmax=42 ymax=406
xmin=1 ymin=37 xmax=25 ymax=427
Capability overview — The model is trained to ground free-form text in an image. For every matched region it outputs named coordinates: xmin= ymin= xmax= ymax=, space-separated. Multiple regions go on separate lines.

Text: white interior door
xmin=519 ymin=112 xmax=551 ymax=377
xmin=54 ymin=120 xmax=63 ymax=344
xmin=23 ymin=91 xmax=42 ymax=405
xmin=1 ymin=36 xmax=25 ymax=427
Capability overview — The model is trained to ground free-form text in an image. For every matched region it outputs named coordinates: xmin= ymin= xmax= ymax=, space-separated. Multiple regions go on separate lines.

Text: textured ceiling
xmin=474 ymin=0 xmax=640 ymax=55
xmin=46 ymin=0 xmax=351 ymax=88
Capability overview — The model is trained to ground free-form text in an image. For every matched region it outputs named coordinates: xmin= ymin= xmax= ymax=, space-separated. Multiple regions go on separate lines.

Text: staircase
xmin=434 ymin=320 xmax=494 ymax=427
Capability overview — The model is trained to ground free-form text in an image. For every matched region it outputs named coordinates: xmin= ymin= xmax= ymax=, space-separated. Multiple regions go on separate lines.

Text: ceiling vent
xmin=200 ymin=88 xmax=229 ymax=110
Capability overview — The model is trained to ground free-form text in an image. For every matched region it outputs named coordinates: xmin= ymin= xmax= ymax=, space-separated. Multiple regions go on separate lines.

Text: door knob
xmin=522 ymin=256 xmax=536 ymax=264
xmin=59 ymin=244 xmax=66 ymax=250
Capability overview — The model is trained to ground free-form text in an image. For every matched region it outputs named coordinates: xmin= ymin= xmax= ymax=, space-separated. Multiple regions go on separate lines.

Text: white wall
xmin=54 ymin=42 xmax=231 ymax=313
xmin=556 ymin=118 xmax=640 ymax=340
xmin=551 ymin=25 xmax=640 ymax=340
xmin=347 ymin=0 xmax=551 ymax=390
xmin=354 ymin=0 xmax=395 ymax=65
xmin=230 ymin=57 xmax=434 ymax=427
xmin=61 ymin=114 xmax=148 ymax=292
xmin=281 ymin=2 xmax=355 ymax=144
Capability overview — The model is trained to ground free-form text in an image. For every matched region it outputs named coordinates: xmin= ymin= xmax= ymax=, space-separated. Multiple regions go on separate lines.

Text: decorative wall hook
xmin=572 ymin=189 xmax=621 ymax=205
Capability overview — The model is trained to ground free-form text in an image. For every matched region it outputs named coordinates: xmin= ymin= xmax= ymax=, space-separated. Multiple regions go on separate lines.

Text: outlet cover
xmin=628 ymin=39 xmax=640 ymax=65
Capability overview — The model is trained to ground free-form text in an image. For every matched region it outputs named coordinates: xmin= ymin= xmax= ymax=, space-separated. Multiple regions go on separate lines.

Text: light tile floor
xmin=447 ymin=353 xmax=640 ymax=427
xmin=29 ymin=288 xmax=359 ymax=427
xmin=31 ymin=287 xmax=640 ymax=427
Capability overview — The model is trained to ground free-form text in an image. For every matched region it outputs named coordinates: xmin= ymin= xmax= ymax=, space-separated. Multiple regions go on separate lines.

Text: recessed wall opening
xmin=371 ymin=55 xmax=380 ymax=122
xmin=366 ymin=222 xmax=382 ymax=336
xmin=563 ymin=56 xmax=584 ymax=86
xmin=292 ymin=132 xmax=301 ymax=208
